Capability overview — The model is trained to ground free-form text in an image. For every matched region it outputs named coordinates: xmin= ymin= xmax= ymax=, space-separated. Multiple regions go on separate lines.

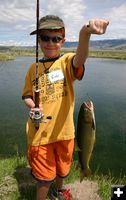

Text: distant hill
xmin=90 ymin=39 xmax=126 ymax=50
xmin=63 ymin=39 xmax=126 ymax=50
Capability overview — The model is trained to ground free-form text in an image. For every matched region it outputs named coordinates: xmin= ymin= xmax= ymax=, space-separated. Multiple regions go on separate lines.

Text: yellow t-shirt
xmin=22 ymin=53 xmax=82 ymax=146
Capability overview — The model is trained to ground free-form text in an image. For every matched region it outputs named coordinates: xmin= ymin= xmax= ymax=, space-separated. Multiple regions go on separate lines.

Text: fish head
xmin=81 ymin=101 xmax=94 ymax=124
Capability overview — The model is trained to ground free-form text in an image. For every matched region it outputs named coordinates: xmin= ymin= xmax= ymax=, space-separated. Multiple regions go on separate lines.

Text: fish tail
xmin=80 ymin=168 xmax=91 ymax=182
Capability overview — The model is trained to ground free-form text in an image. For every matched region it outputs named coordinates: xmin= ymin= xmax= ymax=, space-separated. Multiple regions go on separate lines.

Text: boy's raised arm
xmin=73 ymin=19 xmax=109 ymax=68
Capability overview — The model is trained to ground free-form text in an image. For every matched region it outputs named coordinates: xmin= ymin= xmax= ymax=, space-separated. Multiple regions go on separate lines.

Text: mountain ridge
xmin=63 ymin=39 xmax=126 ymax=50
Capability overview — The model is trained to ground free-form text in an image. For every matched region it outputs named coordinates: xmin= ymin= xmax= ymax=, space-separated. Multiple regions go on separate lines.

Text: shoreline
xmin=0 ymin=49 xmax=126 ymax=61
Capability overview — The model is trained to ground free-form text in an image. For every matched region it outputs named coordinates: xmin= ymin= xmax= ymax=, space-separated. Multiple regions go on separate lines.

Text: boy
xmin=22 ymin=15 xmax=109 ymax=200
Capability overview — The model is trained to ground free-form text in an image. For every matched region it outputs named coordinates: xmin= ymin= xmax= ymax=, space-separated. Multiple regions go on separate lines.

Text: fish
xmin=76 ymin=100 xmax=96 ymax=182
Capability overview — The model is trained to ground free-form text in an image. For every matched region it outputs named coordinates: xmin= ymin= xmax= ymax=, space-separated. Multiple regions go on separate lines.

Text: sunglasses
xmin=39 ymin=35 xmax=63 ymax=43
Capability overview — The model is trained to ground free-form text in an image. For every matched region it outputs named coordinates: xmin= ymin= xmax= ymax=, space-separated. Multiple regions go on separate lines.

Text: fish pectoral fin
xmin=80 ymin=168 xmax=91 ymax=183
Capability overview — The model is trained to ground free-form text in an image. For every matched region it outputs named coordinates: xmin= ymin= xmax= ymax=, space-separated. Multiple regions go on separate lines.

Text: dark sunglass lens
xmin=40 ymin=35 xmax=50 ymax=42
xmin=40 ymin=35 xmax=63 ymax=43
xmin=52 ymin=36 xmax=62 ymax=43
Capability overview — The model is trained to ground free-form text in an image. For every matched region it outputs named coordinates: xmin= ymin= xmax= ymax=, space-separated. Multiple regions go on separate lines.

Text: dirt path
xmin=66 ymin=180 xmax=102 ymax=200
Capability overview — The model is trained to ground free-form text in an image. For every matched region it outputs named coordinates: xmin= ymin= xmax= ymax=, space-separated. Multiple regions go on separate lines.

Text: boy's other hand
xmin=82 ymin=19 xmax=109 ymax=35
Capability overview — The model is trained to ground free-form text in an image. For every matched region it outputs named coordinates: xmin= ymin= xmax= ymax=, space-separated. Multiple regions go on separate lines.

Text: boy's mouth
xmin=45 ymin=46 xmax=57 ymax=50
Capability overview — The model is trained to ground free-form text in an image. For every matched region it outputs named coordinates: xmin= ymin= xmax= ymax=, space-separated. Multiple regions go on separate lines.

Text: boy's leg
xmin=28 ymin=144 xmax=56 ymax=200
xmin=56 ymin=176 xmax=63 ymax=190
xmin=37 ymin=183 xmax=50 ymax=200
xmin=52 ymin=176 xmax=73 ymax=200
xmin=55 ymin=139 xmax=74 ymax=183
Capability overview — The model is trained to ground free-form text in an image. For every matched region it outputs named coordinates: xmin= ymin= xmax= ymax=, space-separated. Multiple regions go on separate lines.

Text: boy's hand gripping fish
xmin=76 ymin=100 xmax=96 ymax=182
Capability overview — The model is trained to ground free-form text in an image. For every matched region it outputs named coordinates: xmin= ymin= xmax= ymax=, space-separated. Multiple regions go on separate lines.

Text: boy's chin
xmin=45 ymin=53 xmax=60 ymax=59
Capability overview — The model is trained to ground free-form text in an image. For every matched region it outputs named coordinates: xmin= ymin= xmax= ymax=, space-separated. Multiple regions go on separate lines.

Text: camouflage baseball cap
xmin=30 ymin=15 xmax=65 ymax=35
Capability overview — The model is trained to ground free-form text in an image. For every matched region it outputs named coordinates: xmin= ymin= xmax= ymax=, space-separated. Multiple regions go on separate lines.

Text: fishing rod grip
xmin=34 ymin=89 xmax=40 ymax=108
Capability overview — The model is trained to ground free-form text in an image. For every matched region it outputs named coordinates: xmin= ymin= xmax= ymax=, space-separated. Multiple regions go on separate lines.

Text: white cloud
xmin=0 ymin=0 xmax=87 ymax=41
xmin=107 ymin=4 xmax=126 ymax=23
xmin=104 ymin=4 xmax=126 ymax=39
xmin=31 ymin=0 xmax=87 ymax=40
xmin=0 ymin=1 xmax=34 ymax=23
xmin=0 ymin=0 xmax=126 ymax=45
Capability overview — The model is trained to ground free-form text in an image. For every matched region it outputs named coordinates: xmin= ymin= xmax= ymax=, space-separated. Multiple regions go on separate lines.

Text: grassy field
xmin=89 ymin=50 xmax=126 ymax=60
xmin=0 ymin=53 xmax=15 ymax=61
xmin=0 ymin=47 xmax=126 ymax=61
xmin=0 ymin=152 xmax=125 ymax=200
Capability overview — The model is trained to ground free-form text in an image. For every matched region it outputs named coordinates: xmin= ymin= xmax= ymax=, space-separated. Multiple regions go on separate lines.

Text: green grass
xmin=0 ymin=156 xmax=27 ymax=200
xmin=0 ymin=48 xmax=126 ymax=61
xmin=0 ymin=154 xmax=125 ymax=200
xmin=91 ymin=172 xmax=126 ymax=200
xmin=0 ymin=53 xmax=15 ymax=61
xmin=89 ymin=50 xmax=126 ymax=60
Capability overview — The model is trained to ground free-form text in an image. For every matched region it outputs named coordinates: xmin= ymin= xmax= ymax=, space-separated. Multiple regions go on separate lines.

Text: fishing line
xmin=86 ymin=93 xmax=91 ymax=101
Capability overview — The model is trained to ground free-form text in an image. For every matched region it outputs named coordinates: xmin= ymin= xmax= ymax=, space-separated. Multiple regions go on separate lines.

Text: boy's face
xmin=39 ymin=30 xmax=65 ymax=58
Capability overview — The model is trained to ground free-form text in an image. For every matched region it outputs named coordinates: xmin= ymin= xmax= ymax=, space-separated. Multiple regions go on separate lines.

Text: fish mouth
xmin=84 ymin=100 xmax=96 ymax=129
xmin=84 ymin=100 xmax=94 ymax=112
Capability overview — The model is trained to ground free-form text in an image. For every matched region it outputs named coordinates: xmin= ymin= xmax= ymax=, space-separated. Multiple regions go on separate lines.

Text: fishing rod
xmin=35 ymin=0 xmax=40 ymax=104
xmin=31 ymin=0 xmax=43 ymax=129
xmin=31 ymin=0 xmax=51 ymax=129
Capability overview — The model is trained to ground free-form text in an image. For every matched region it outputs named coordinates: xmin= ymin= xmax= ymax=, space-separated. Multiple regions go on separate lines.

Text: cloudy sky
xmin=0 ymin=0 xmax=126 ymax=46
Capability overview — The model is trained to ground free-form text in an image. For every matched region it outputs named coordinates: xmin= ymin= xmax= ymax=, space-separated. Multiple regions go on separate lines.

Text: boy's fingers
xmin=88 ymin=19 xmax=109 ymax=34
xmin=106 ymin=20 xmax=109 ymax=26
xmin=39 ymin=103 xmax=43 ymax=110
xmin=31 ymin=107 xmax=41 ymax=112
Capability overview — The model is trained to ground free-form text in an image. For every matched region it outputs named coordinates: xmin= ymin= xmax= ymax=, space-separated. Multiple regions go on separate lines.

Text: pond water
xmin=0 ymin=56 xmax=126 ymax=177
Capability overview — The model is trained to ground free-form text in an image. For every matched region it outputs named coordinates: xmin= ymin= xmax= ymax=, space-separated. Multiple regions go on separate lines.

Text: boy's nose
xmin=48 ymin=39 xmax=53 ymax=44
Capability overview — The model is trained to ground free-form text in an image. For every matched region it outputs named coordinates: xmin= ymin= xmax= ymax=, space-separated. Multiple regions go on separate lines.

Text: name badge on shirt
xmin=48 ymin=70 xmax=64 ymax=83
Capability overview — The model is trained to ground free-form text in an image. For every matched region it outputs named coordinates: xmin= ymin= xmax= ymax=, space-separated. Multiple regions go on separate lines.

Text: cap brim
xmin=30 ymin=30 xmax=38 ymax=35
xmin=30 ymin=26 xmax=63 ymax=35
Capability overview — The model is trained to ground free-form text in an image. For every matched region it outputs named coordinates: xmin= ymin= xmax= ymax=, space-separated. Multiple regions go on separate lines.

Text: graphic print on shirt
xmin=32 ymin=68 xmax=68 ymax=104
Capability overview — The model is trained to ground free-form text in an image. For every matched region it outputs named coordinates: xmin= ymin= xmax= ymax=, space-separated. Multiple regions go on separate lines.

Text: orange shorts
xmin=28 ymin=139 xmax=74 ymax=183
